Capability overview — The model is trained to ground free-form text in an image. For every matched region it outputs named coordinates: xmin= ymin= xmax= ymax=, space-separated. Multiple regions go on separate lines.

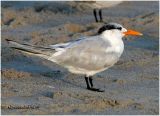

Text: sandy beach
xmin=1 ymin=1 xmax=159 ymax=115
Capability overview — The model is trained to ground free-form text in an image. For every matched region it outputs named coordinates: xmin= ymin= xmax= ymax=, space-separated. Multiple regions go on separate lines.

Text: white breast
xmin=114 ymin=41 xmax=124 ymax=56
xmin=102 ymin=30 xmax=124 ymax=57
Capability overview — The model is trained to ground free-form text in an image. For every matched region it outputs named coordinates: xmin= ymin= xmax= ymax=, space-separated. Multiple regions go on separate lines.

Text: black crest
xmin=98 ymin=23 xmax=122 ymax=34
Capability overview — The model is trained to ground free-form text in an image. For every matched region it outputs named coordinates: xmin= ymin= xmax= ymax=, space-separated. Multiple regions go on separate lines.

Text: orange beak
xmin=123 ymin=29 xmax=143 ymax=36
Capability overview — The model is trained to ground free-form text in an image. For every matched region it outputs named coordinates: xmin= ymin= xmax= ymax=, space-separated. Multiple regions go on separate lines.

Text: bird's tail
xmin=6 ymin=39 xmax=55 ymax=59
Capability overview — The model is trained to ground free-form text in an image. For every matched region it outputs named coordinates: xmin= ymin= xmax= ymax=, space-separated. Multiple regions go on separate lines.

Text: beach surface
xmin=1 ymin=1 xmax=159 ymax=115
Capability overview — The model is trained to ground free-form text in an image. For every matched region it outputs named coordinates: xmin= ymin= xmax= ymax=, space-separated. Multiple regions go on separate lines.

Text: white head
xmin=98 ymin=23 xmax=143 ymax=40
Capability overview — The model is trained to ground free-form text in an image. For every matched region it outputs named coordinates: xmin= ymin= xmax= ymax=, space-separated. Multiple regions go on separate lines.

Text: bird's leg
xmin=93 ymin=9 xmax=98 ymax=22
xmin=89 ymin=76 xmax=105 ymax=92
xmin=84 ymin=76 xmax=105 ymax=92
xmin=99 ymin=9 xmax=103 ymax=22
xmin=84 ymin=76 xmax=90 ymax=89
xmin=89 ymin=76 xmax=93 ymax=87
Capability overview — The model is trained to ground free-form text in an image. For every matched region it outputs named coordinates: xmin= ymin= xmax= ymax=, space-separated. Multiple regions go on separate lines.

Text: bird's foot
xmin=87 ymin=87 xmax=105 ymax=92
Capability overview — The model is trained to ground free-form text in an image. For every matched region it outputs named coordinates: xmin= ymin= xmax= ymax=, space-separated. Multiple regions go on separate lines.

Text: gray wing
xmin=49 ymin=37 xmax=85 ymax=51
xmin=6 ymin=39 xmax=56 ymax=59
xmin=53 ymin=36 xmax=119 ymax=71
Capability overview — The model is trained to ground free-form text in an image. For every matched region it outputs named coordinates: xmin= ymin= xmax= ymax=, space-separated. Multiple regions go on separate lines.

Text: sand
xmin=1 ymin=1 xmax=159 ymax=115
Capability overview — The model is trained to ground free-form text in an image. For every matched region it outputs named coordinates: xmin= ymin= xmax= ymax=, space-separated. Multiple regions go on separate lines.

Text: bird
xmin=69 ymin=1 xmax=123 ymax=22
xmin=92 ymin=1 xmax=123 ymax=22
xmin=6 ymin=23 xmax=142 ymax=92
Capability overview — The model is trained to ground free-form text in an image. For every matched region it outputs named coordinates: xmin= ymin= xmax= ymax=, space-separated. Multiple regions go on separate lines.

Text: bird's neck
xmin=100 ymin=31 xmax=124 ymax=56
xmin=100 ymin=30 xmax=123 ymax=46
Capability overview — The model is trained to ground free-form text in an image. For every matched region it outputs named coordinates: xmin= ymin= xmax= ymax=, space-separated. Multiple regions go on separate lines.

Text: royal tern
xmin=6 ymin=23 xmax=142 ymax=92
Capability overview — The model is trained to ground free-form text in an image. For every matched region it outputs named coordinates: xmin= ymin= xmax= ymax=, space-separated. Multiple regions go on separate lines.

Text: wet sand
xmin=1 ymin=1 xmax=159 ymax=115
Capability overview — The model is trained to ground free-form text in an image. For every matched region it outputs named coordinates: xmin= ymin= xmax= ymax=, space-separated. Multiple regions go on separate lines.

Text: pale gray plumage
xmin=6 ymin=23 xmax=125 ymax=77
xmin=6 ymin=39 xmax=55 ymax=59
xmin=6 ymin=35 xmax=121 ymax=77
xmin=50 ymin=36 xmax=119 ymax=74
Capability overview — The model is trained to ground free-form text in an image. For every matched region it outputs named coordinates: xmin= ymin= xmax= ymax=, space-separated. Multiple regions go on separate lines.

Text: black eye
xmin=117 ymin=27 xmax=122 ymax=30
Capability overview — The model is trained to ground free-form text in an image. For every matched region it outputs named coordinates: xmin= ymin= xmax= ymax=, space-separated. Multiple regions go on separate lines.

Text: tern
xmin=6 ymin=23 xmax=142 ymax=92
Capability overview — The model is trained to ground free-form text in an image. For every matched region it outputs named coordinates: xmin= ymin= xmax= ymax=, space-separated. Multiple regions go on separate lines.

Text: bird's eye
xmin=117 ymin=27 xmax=122 ymax=30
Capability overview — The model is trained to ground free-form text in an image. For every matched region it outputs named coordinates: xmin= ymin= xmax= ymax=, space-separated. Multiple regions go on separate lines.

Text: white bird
xmin=6 ymin=23 xmax=142 ymax=92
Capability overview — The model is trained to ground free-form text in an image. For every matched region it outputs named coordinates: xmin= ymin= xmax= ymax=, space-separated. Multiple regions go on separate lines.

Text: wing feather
xmin=51 ymin=36 xmax=118 ymax=71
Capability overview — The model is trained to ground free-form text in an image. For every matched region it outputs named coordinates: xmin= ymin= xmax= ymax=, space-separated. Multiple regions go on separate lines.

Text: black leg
xmin=84 ymin=76 xmax=90 ymax=89
xmin=89 ymin=77 xmax=93 ymax=87
xmin=99 ymin=9 xmax=103 ymax=22
xmin=93 ymin=9 xmax=98 ymax=22
xmin=84 ymin=76 xmax=105 ymax=92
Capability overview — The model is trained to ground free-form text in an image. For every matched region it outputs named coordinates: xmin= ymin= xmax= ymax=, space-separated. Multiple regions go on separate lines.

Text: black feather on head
xmin=98 ymin=23 xmax=122 ymax=34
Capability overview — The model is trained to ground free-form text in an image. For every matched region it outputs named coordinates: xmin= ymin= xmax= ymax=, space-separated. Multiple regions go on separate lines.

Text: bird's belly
xmin=65 ymin=54 xmax=119 ymax=76
xmin=63 ymin=52 xmax=119 ymax=71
